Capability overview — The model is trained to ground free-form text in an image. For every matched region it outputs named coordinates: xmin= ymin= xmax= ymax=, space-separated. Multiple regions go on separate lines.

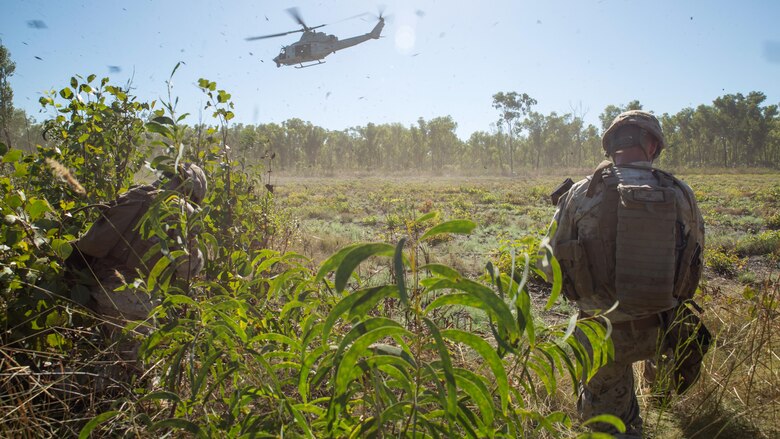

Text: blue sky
xmin=2 ymin=0 xmax=779 ymax=139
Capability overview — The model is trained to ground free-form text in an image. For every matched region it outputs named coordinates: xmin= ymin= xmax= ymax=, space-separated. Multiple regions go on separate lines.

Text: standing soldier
xmin=68 ymin=163 xmax=207 ymax=368
xmin=543 ymin=111 xmax=707 ymax=437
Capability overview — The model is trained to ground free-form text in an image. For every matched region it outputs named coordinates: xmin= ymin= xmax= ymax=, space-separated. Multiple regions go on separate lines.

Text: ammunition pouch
xmin=554 ymin=239 xmax=593 ymax=301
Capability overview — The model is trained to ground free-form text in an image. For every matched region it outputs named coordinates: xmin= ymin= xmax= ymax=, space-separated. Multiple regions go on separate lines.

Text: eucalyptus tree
xmin=411 ymin=117 xmax=428 ymax=172
xmin=524 ymin=111 xmax=546 ymax=170
xmin=427 ymin=116 xmax=459 ymax=172
xmin=492 ymin=91 xmax=536 ymax=174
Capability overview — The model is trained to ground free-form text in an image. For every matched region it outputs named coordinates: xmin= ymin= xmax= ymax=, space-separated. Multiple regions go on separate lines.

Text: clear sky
xmin=2 ymin=0 xmax=779 ymax=139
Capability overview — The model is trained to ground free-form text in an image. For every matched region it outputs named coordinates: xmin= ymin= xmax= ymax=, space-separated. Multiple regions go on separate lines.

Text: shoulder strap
xmin=586 ymin=160 xmax=614 ymax=198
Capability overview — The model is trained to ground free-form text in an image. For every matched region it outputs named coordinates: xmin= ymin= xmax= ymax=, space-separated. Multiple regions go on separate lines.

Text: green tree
xmin=492 ymin=91 xmax=536 ymax=175
xmin=0 ymin=43 xmax=16 ymax=147
xmin=427 ymin=115 xmax=459 ymax=172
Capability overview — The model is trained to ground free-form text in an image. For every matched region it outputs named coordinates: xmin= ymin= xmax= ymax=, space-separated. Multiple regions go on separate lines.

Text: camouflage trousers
xmin=87 ymin=268 xmax=158 ymax=389
xmin=576 ymin=321 xmax=672 ymax=438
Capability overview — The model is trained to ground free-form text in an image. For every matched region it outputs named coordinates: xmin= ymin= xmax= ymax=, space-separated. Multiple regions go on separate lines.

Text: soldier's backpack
xmin=561 ymin=161 xmax=702 ymax=317
xmin=72 ymin=185 xmax=159 ymax=269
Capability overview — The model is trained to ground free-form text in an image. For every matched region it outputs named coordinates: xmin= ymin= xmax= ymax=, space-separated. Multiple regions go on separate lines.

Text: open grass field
xmin=275 ymin=171 xmax=780 ymax=439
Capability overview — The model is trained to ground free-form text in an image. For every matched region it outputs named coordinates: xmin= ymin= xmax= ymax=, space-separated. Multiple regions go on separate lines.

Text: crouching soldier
xmin=541 ymin=111 xmax=708 ymax=438
xmin=67 ymin=163 xmax=207 ymax=370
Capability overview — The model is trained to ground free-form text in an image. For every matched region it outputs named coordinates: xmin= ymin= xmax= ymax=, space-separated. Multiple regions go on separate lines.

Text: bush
xmin=705 ymin=248 xmax=745 ymax=277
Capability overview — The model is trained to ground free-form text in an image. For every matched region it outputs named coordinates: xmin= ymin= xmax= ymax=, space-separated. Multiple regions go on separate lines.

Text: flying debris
xmin=108 ymin=65 xmax=121 ymax=73
xmin=27 ymin=20 xmax=47 ymax=29
xmin=34 ymin=56 xmax=43 ymax=60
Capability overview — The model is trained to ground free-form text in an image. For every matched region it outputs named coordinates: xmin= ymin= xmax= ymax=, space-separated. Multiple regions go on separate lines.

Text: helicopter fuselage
xmin=273 ymin=18 xmax=383 ymax=67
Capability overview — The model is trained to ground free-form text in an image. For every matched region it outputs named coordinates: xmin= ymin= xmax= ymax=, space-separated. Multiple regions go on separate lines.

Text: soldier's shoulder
xmin=568 ymin=176 xmax=594 ymax=197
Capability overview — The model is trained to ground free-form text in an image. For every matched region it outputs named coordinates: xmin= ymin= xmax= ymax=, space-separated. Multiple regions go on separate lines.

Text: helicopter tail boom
xmin=369 ymin=17 xmax=384 ymax=39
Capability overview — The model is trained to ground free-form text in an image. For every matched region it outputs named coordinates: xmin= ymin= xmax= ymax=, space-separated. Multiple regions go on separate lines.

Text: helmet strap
xmin=638 ymin=129 xmax=654 ymax=160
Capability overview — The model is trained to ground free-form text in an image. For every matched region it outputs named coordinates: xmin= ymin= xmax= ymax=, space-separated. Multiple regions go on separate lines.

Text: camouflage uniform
xmin=71 ymin=164 xmax=207 ymax=362
xmin=545 ymin=112 xmax=705 ymax=437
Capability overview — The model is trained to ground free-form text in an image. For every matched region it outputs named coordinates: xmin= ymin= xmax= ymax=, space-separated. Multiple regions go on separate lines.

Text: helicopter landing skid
xmin=295 ymin=60 xmax=325 ymax=68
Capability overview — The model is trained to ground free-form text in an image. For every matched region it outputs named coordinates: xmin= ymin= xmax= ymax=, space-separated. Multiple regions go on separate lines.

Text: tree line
xmin=209 ymin=91 xmax=780 ymax=173
xmin=1 ymin=45 xmax=778 ymax=173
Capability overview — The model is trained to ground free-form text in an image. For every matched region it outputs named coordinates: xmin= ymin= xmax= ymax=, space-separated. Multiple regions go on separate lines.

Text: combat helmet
xmin=164 ymin=163 xmax=208 ymax=204
xmin=602 ymin=110 xmax=666 ymax=159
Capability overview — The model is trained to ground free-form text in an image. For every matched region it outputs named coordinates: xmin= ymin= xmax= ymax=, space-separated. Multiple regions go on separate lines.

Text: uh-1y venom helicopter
xmin=246 ymin=8 xmax=384 ymax=68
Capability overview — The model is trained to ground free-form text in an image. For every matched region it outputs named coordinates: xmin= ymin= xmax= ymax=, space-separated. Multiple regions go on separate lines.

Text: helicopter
xmin=246 ymin=8 xmax=384 ymax=68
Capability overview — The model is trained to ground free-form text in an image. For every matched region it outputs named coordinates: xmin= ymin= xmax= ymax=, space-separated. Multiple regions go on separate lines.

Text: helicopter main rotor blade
xmin=286 ymin=7 xmax=308 ymax=30
xmin=245 ymin=28 xmax=304 ymax=41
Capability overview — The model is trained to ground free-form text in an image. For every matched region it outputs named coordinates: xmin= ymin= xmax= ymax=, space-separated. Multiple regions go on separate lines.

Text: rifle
xmin=549 ymin=178 xmax=574 ymax=206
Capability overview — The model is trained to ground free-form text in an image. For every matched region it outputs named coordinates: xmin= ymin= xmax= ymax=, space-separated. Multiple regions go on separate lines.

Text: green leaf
xmin=87 ymin=74 xmax=96 ymax=83
xmin=321 ymin=288 xmax=365 ymax=342
xmin=162 ymin=294 xmax=198 ymax=307
xmin=298 ymin=344 xmax=329 ymax=402
xmin=59 ymin=87 xmax=73 ymax=99
xmin=517 ymin=287 xmax=535 ymax=345
xmin=424 ymin=278 xmax=517 ymax=337
xmin=393 ymin=237 xmax=408 ymax=304
xmin=26 ymin=198 xmax=51 ymax=221
xmin=152 ymin=116 xmax=176 ymax=126
xmin=335 ymin=317 xmax=405 ymax=362
xmin=419 ymin=263 xmax=461 ymax=280
xmin=581 ymin=414 xmax=626 ymax=433
xmin=420 ymin=219 xmax=476 ymax=241
xmin=50 ymin=238 xmax=73 ymax=260
xmin=147 ymin=251 xmax=183 ymax=291
xmin=453 ymin=367 xmax=495 ymax=430
xmin=545 ymin=253 xmax=563 ymax=310
xmin=415 ymin=211 xmax=438 ymax=223
xmin=78 ymin=411 xmax=119 ymax=439
xmin=145 ymin=121 xmax=173 ymax=139
xmin=348 ymin=285 xmax=398 ymax=319
xmin=0 ymin=142 xmax=7 ymax=157
xmin=170 ymin=61 xmax=182 ymax=79
xmin=442 ymin=328 xmax=509 ymax=414
xmin=334 ymin=326 xmax=412 ymax=397
xmin=315 ymin=243 xmax=362 ymax=283
xmin=560 ymin=313 xmax=578 ymax=344
xmin=191 ymin=349 xmax=223 ymax=399
xmin=334 ymin=243 xmax=394 ymax=292
xmin=2 ymin=149 xmax=22 ymax=163
xmin=424 ymin=318 xmax=458 ymax=419
xmin=287 ymin=401 xmax=316 ymax=439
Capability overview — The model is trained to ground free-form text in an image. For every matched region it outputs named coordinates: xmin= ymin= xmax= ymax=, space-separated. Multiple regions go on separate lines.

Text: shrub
xmin=705 ymin=248 xmax=744 ymax=277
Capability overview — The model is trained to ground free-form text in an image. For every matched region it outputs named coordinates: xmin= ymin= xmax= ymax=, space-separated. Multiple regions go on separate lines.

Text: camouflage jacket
xmin=545 ymin=162 xmax=705 ymax=322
